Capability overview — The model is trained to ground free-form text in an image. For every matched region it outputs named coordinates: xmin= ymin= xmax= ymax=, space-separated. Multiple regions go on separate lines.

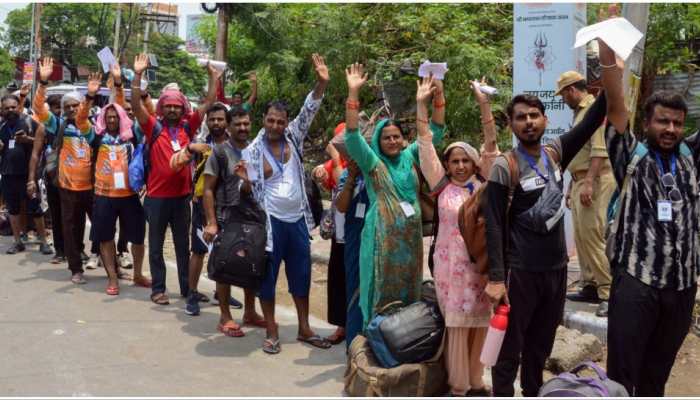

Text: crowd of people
xmin=0 ymin=30 xmax=697 ymax=397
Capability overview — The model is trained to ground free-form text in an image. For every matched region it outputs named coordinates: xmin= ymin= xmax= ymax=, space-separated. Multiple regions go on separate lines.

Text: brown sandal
xmin=150 ymin=292 xmax=169 ymax=305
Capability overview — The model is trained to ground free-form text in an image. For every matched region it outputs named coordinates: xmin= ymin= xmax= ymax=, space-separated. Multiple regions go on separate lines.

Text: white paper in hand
xmin=573 ymin=17 xmax=644 ymax=61
xmin=197 ymin=58 xmax=227 ymax=72
xmin=240 ymin=148 xmax=258 ymax=182
xmin=418 ymin=60 xmax=448 ymax=80
xmin=97 ymin=47 xmax=117 ymax=73
xmin=196 ymin=228 xmax=214 ymax=253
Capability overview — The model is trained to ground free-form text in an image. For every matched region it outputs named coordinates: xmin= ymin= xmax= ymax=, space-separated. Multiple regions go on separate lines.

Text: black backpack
xmin=207 ymin=145 xmax=267 ymax=289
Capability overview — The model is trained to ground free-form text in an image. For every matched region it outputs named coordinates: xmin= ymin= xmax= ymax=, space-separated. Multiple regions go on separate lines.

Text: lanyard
xmin=165 ymin=123 xmax=179 ymax=142
xmin=265 ymin=138 xmax=286 ymax=173
xmin=464 ymin=182 xmax=475 ymax=194
xmin=517 ymin=146 xmax=549 ymax=182
xmin=653 ymin=151 xmax=677 ymax=177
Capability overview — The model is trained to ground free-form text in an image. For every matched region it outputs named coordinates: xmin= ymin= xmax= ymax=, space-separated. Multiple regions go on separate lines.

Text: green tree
xmin=146 ymin=33 xmax=207 ymax=98
xmin=2 ymin=3 xmax=145 ymax=81
xmin=0 ymin=48 xmax=16 ymax=88
xmin=197 ymin=3 xmax=514 ymax=156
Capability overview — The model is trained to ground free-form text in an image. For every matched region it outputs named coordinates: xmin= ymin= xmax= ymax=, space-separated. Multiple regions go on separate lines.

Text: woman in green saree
xmin=343 ymin=63 xmax=446 ymax=327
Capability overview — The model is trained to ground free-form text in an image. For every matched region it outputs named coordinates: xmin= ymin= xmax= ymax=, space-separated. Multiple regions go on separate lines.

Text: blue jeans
xmin=144 ymin=195 xmax=191 ymax=297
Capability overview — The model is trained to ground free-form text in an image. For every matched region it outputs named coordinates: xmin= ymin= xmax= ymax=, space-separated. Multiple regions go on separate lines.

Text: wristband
xmin=416 ymin=117 xmax=429 ymax=124
xmin=113 ymin=81 xmax=123 ymax=87
xmin=599 ymin=62 xmax=617 ymax=69
xmin=432 ymin=100 xmax=446 ymax=108
xmin=39 ymin=80 xmax=49 ymax=86
xmin=346 ymin=100 xmax=360 ymax=110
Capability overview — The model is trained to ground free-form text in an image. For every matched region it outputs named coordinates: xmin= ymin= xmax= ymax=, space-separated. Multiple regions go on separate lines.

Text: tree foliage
xmin=0 ymin=48 xmax=16 ymax=88
xmin=146 ymin=33 xmax=207 ymax=98
xmin=197 ymin=3 xmax=515 ymax=149
xmin=2 ymin=3 xmax=145 ymax=81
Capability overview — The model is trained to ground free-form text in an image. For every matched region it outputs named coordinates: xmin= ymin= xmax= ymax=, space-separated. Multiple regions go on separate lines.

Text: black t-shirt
xmin=0 ymin=116 xmax=38 ymax=176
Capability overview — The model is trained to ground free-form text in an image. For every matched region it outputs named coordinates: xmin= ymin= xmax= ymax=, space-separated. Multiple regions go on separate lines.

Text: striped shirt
xmin=607 ymin=124 xmax=700 ymax=290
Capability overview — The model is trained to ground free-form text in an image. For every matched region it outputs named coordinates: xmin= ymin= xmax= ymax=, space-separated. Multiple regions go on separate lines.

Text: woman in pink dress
xmin=417 ymin=77 xmax=499 ymax=396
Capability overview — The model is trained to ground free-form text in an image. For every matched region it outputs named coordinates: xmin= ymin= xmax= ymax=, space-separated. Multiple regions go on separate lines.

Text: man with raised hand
xmin=130 ymin=53 xmax=220 ymax=306
xmin=598 ymin=25 xmax=700 ymax=397
xmin=242 ymin=53 xmax=330 ymax=354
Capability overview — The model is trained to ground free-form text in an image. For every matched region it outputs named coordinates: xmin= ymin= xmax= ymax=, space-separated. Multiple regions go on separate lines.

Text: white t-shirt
xmin=263 ymin=147 xmax=304 ymax=222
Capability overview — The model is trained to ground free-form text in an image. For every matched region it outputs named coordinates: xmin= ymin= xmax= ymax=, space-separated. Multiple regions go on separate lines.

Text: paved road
xmin=0 ymin=236 xmax=346 ymax=396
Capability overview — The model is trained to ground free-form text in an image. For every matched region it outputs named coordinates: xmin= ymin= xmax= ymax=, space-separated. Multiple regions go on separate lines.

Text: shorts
xmin=259 ymin=216 xmax=311 ymax=301
xmin=91 ymin=195 xmax=146 ymax=245
xmin=191 ymin=199 xmax=208 ymax=255
xmin=1 ymin=175 xmax=43 ymax=216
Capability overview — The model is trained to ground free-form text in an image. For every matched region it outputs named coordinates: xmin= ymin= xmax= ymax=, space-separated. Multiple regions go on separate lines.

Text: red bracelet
xmin=346 ymin=100 xmax=360 ymax=110
xmin=432 ymin=100 xmax=446 ymax=108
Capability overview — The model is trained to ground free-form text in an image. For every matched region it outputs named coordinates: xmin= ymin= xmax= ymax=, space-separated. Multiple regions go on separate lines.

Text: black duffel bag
xmin=207 ymin=207 xmax=267 ymax=290
xmin=369 ymin=299 xmax=445 ymax=366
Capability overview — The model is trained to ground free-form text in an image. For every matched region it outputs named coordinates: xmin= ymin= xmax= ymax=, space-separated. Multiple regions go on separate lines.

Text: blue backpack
xmin=605 ymin=141 xmax=693 ymax=261
xmin=128 ymin=120 xmax=190 ymax=193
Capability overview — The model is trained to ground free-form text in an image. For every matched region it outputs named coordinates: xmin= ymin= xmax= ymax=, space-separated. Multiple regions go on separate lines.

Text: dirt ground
xmin=160 ymin=229 xmax=700 ymax=396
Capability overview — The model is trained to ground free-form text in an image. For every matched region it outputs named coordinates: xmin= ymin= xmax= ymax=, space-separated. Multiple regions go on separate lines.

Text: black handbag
xmin=207 ymin=217 xmax=267 ymax=289
xmin=206 ymin=146 xmax=267 ymax=289
xmin=369 ymin=299 xmax=445 ymax=366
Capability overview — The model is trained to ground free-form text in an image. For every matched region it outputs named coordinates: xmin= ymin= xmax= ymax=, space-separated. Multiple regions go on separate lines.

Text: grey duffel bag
xmin=539 ymin=361 xmax=629 ymax=397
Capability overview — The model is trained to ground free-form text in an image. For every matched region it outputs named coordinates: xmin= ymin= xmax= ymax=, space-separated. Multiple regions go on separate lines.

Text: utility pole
xmin=622 ymin=3 xmax=650 ymax=131
xmin=27 ymin=3 xmax=43 ymax=102
xmin=114 ymin=3 xmax=122 ymax=57
xmin=143 ymin=3 xmax=152 ymax=53
xmin=215 ymin=5 xmax=228 ymax=61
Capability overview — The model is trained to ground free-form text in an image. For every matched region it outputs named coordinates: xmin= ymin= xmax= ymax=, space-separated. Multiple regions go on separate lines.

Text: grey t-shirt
xmin=204 ymin=141 xmax=263 ymax=224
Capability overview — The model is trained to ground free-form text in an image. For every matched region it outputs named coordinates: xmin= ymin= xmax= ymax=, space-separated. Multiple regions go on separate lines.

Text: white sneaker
xmin=118 ymin=253 xmax=133 ymax=269
xmin=85 ymin=254 xmax=101 ymax=270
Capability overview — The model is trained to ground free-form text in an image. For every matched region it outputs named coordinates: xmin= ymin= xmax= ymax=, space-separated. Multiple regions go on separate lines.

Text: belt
xmin=571 ymin=167 xmax=612 ymax=182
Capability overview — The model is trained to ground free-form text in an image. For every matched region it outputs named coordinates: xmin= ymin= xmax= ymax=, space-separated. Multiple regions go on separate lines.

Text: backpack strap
xmin=679 ymin=142 xmax=692 ymax=158
xmin=608 ymin=142 xmax=648 ymax=250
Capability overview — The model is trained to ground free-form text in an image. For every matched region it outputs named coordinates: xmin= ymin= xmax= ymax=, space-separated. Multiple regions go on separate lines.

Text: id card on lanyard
xmin=654 ymin=151 xmax=677 ymax=222
xmin=168 ymin=126 xmax=181 ymax=151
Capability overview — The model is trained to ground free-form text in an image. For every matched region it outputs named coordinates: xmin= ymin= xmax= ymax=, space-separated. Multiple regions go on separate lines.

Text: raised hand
xmin=248 ymin=71 xmax=257 ymax=82
xmin=345 ymin=63 xmax=368 ymax=93
xmin=87 ymin=72 xmax=102 ymax=96
xmin=233 ymin=160 xmax=250 ymax=182
xmin=471 ymin=76 xmax=490 ymax=104
xmin=312 ymin=53 xmax=330 ymax=83
xmin=133 ymin=53 xmax=149 ymax=75
xmin=416 ymin=74 xmax=436 ymax=104
xmin=207 ymin=61 xmax=224 ymax=81
xmin=39 ymin=57 xmax=53 ymax=82
xmin=110 ymin=62 xmax=122 ymax=84
xmin=19 ymin=83 xmax=31 ymax=98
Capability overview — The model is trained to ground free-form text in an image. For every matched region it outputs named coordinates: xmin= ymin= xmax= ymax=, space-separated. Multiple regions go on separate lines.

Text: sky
xmin=0 ymin=2 xmax=202 ymax=42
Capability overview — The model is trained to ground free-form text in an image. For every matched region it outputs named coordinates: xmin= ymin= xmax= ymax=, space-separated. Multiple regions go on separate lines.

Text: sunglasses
xmin=661 ymin=173 xmax=682 ymax=202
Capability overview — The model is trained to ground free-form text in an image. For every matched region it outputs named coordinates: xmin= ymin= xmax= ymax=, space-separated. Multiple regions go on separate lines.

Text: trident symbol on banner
xmin=533 ymin=32 xmax=548 ymax=86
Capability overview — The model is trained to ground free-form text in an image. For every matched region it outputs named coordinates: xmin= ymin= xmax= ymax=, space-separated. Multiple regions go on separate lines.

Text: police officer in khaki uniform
xmin=556 ymin=71 xmax=615 ymax=317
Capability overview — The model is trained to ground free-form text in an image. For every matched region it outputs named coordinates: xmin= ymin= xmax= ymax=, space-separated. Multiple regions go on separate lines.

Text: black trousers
xmin=327 ymin=239 xmax=347 ymax=327
xmin=59 ymin=189 xmax=93 ymax=274
xmin=607 ymin=271 xmax=697 ymax=397
xmin=45 ymin=180 xmax=64 ymax=256
xmin=492 ymin=267 xmax=567 ymax=397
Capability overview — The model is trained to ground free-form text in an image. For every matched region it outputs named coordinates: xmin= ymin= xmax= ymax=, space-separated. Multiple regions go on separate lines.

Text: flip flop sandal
xmin=106 ymin=286 xmax=120 ymax=296
xmin=150 ymin=292 xmax=170 ymax=305
xmin=117 ymin=271 xmax=133 ymax=281
xmin=297 ymin=334 xmax=332 ymax=349
xmin=326 ymin=333 xmax=346 ymax=345
xmin=133 ymin=276 xmax=152 ymax=288
xmin=217 ymin=321 xmax=245 ymax=338
xmin=262 ymin=338 xmax=281 ymax=354
xmin=242 ymin=316 xmax=268 ymax=328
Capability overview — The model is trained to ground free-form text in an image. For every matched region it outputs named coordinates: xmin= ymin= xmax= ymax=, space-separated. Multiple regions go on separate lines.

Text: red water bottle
xmin=480 ymin=304 xmax=510 ymax=367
